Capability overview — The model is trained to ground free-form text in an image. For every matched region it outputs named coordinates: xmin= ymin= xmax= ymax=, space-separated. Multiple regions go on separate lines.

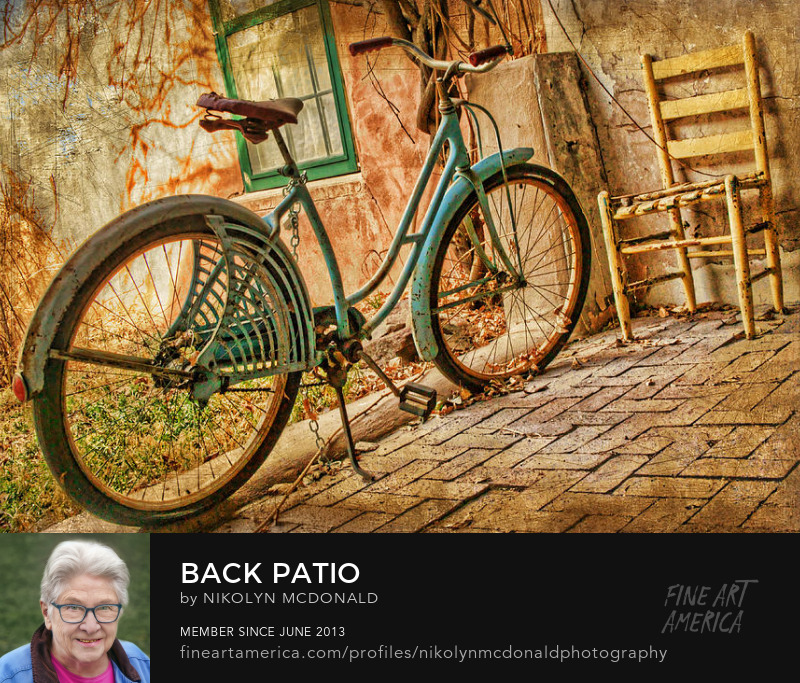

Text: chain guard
xmin=167 ymin=215 xmax=315 ymax=385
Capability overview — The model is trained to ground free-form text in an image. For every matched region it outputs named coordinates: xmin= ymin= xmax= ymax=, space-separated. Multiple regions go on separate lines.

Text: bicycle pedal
xmin=398 ymin=383 xmax=437 ymax=420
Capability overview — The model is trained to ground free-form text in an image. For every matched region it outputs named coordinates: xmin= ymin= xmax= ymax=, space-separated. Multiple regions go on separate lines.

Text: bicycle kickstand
xmin=332 ymin=384 xmax=375 ymax=482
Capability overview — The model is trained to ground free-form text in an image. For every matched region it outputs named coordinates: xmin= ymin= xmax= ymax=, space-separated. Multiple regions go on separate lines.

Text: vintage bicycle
xmin=12 ymin=37 xmax=591 ymax=525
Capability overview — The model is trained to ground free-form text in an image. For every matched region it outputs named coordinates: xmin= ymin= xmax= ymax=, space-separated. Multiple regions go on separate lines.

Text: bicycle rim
xmin=431 ymin=166 xmax=589 ymax=390
xmin=40 ymin=226 xmax=299 ymax=521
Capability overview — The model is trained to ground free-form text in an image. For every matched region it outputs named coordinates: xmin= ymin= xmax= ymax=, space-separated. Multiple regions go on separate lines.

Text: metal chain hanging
xmin=282 ymin=176 xmax=326 ymax=463
xmin=289 ymin=204 xmax=301 ymax=259
xmin=308 ymin=414 xmax=326 ymax=454
xmin=282 ymin=184 xmax=302 ymax=259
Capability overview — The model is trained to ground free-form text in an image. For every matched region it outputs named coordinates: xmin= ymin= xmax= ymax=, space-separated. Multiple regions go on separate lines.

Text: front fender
xmin=410 ymin=148 xmax=534 ymax=361
xmin=15 ymin=194 xmax=314 ymax=399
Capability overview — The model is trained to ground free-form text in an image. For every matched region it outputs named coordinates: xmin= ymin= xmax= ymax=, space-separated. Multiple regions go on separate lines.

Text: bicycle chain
xmin=284 ymin=173 xmax=325 ymax=457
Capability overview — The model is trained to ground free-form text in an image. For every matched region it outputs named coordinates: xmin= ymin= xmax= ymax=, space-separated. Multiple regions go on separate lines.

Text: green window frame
xmin=208 ymin=0 xmax=358 ymax=191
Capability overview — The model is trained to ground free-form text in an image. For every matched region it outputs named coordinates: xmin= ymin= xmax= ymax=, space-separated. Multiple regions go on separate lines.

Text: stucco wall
xmin=0 ymin=3 xmax=241 ymax=249
xmin=466 ymin=53 xmax=616 ymax=334
xmin=0 ymin=2 xmax=430 ymax=312
xmin=542 ymin=0 xmax=799 ymax=307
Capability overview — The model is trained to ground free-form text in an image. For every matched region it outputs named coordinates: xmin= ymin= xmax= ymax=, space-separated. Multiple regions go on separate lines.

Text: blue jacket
xmin=0 ymin=625 xmax=149 ymax=683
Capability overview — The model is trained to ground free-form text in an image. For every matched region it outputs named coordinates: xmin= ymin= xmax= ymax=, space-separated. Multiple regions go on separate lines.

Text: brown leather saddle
xmin=197 ymin=92 xmax=304 ymax=144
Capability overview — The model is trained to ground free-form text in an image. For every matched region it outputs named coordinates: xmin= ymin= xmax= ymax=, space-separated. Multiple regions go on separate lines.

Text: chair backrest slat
xmin=667 ymin=129 xmax=754 ymax=159
xmin=660 ymin=88 xmax=749 ymax=121
xmin=650 ymin=44 xmax=743 ymax=80
xmin=642 ymin=30 xmax=768 ymax=179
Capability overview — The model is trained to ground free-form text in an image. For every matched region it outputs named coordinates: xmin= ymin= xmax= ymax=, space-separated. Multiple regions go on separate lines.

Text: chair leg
xmin=759 ymin=185 xmax=784 ymax=312
xmin=598 ymin=191 xmax=633 ymax=341
xmin=666 ymin=207 xmax=697 ymax=313
xmin=725 ymin=176 xmax=756 ymax=338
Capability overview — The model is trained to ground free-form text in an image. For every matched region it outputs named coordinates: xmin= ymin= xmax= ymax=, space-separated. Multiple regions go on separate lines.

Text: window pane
xmin=226 ymin=4 xmax=344 ymax=175
xmin=218 ymin=0 xmax=281 ymax=23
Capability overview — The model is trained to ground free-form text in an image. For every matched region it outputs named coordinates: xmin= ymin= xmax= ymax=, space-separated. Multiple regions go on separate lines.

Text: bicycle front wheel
xmin=32 ymin=214 xmax=301 ymax=525
xmin=430 ymin=163 xmax=591 ymax=392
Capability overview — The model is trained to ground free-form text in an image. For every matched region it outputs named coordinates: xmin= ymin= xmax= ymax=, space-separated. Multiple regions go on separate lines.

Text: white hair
xmin=40 ymin=540 xmax=130 ymax=611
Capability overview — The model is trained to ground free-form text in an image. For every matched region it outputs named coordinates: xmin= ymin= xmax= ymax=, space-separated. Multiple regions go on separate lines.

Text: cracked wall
xmin=0 ymin=1 xmax=429 ymax=321
xmin=542 ymin=0 xmax=799 ymax=308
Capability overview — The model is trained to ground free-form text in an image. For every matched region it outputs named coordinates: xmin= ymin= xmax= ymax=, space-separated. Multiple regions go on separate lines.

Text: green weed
xmin=0 ymin=389 xmax=79 ymax=532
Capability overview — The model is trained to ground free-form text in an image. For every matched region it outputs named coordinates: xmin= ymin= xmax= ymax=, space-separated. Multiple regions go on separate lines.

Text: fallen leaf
xmin=302 ymin=397 xmax=318 ymax=421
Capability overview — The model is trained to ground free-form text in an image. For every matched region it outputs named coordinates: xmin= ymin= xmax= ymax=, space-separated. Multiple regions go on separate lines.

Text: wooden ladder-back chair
xmin=598 ymin=30 xmax=784 ymax=341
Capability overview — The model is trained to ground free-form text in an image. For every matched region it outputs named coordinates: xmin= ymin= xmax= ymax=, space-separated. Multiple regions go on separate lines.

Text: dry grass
xmin=0 ymin=166 xmax=66 ymax=385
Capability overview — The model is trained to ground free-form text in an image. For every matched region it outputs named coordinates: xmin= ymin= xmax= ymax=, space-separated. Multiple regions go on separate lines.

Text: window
xmin=208 ymin=0 xmax=357 ymax=191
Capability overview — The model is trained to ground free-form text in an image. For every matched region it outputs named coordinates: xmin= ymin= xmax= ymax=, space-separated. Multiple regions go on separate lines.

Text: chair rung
xmin=686 ymin=249 xmax=766 ymax=259
xmin=625 ymin=271 xmax=685 ymax=292
xmin=620 ymin=234 xmax=732 ymax=255
xmin=618 ymin=231 xmax=674 ymax=246
xmin=749 ymin=267 xmax=776 ymax=283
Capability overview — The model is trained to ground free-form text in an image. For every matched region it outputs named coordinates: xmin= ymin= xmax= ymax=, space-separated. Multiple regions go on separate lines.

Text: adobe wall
xmin=465 ymin=53 xmax=616 ymax=334
xmin=0 ymin=5 xmax=241 ymax=269
xmin=541 ymin=0 xmax=800 ymax=308
xmin=0 ymin=2 xmax=427 ymax=313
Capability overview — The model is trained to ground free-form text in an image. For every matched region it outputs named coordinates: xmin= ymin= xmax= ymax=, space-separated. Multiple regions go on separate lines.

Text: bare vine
xmin=336 ymin=0 xmax=546 ymax=133
xmin=0 ymin=0 xmax=223 ymax=382
xmin=0 ymin=166 xmax=66 ymax=384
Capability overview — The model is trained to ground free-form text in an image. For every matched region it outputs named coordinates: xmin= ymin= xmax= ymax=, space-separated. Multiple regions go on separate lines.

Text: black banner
xmin=151 ymin=533 xmax=792 ymax=673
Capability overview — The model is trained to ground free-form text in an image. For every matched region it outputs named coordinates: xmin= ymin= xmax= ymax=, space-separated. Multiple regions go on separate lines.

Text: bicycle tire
xmin=32 ymin=212 xmax=301 ymax=525
xmin=430 ymin=163 xmax=591 ymax=392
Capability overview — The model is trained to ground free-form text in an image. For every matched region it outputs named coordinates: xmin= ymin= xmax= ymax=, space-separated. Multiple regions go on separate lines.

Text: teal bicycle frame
xmin=263 ymin=93 xmax=534 ymax=363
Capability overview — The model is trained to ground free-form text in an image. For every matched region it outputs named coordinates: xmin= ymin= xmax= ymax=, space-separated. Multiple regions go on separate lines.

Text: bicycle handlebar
xmin=348 ymin=37 xmax=510 ymax=74
xmin=348 ymin=37 xmax=394 ymax=56
xmin=467 ymin=44 xmax=509 ymax=67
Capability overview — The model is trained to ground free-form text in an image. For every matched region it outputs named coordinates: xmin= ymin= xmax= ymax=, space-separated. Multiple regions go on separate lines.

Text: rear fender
xmin=15 ymin=195 xmax=315 ymax=399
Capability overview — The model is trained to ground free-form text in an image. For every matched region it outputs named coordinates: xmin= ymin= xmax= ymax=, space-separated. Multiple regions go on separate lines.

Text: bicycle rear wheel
xmin=32 ymin=214 xmax=300 ymax=525
xmin=430 ymin=163 xmax=591 ymax=392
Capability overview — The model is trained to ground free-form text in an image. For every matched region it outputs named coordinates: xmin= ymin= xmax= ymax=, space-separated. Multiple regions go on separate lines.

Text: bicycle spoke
xmin=41 ymin=225 xmax=299 ymax=522
xmin=432 ymin=168 xmax=588 ymax=389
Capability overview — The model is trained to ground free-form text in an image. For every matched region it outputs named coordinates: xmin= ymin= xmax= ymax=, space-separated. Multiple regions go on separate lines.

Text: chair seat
xmin=612 ymin=172 xmax=766 ymax=219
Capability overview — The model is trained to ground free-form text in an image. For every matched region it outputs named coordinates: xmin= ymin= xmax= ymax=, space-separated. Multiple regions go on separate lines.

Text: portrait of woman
xmin=0 ymin=539 xmax=150 ymax=683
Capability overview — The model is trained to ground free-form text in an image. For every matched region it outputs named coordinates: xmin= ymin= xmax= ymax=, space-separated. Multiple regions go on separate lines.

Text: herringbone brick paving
xmin=228 ymin=308 xmax=799 ymax=533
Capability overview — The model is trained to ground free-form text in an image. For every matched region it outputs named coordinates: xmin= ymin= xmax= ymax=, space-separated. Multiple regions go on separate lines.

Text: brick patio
xmin=222 ymin=307 xmax=799 ymax=534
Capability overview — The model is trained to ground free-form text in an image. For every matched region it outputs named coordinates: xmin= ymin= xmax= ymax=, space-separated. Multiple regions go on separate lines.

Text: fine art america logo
xmin=661 ymin=580 xmax=757 ymax=634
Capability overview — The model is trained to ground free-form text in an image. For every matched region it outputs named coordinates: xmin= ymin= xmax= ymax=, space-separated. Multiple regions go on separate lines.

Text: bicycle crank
xmin=351 ymin=345 xmax=437 ymax=421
